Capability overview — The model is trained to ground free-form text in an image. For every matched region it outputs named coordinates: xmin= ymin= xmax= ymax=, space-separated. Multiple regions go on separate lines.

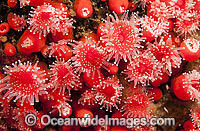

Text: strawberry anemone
xmin=141 ymin=16 xmax=169 ymax=42
xmin=74 ymin=0 xmax=93 ymax=18
xmin=180 ymin=38 xmax=200 ymax=61
xmin=28 ymin=3 xmax=73 ymax=39
xmin=147 ymin=0 xmax=174 ymax=20
xmin=45 ymin=40 xmax=72 ymax=61
xmin=0 ymin=23 xmax=10 ymax=36
xmin=43 ymin=90 xmax=72 ymax=118
xmin=78 ymin=89 xmax=97 ymax=106
xmin=108 ymin=0 xmax=129 ymax=14
xmin=7 ymin=12 xmax=26 ymax=31
xmin=49 ymin=61 xmax=80 ymax=94
xmin=27 ymin=3 xmax=73 ymax=38
xmin=12 ymin=101 xmax=37 ymax=131
xmin=51 ymin=2 xmax=74 ymax=36
xmin=173 ymin=70 xmax=200 ymax=101
xmin=17 ymin=29 xmax=46 ymax=55
xmin=176 ymin=10 xmax=200 ymax=37
xmin=70 ymin=38 xmax=110 ymax=77
xmin=175 ymin=70 xmax=200 ymax=102
xmin=0 ymin=61 xmax=47 ymax=105
xmin=121 ymin=91 xmax=152 ymax=118
xmin=100 ymin=12 xmax=144 ymax=65
xmin=123 ymin=52 xmax=162 ymax=87
xmin=147 ymin=36 xmax=182 ymax=75
xmin=94 ymin=76 xmax=123 ymax=112
xmin=27 ymin=4 xmax=57 ymax=38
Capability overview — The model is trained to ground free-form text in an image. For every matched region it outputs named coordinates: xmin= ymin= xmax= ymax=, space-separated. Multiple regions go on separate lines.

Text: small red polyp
xmin=7 ymin=0 xmax=17 ymax=8
xmin=74 ymin=0 xmax=93 ymax=18
xmin=7 ymin=12 xmax=26 ymax=31
xmin=180 ymin=38 xmax=200 ymax=61
xmin=4 ymin=42 xmax=16 ymax=57
xmin=17 ymin=29 xmax=46 ymax=54
xmin=108 ymin=0 xmax=129 ymax=14
xmin=0 ymin=23 xmax=10 ymax=36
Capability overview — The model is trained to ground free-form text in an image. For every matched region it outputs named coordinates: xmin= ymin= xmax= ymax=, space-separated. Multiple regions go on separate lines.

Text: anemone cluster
xmin=0 ymin=0 xmax=200 ymax=131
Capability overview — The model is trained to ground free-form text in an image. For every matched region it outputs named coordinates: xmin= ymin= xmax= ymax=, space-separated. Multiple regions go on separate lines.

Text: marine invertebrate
xmin=97 ymin=22 xmax=106 ymax=37
xmin=146 ymin=87 xmax=162 ymax=101
xmin=108 ymin=0 xmax=129 ymax=14
xmin=78 ymin=89 xmax=97 ymax=105
xmin=182 ymin=120 xmax=195 ymax=131
xmin=100 ymin=12 xmax=143 ymax=65
xmin=27 ymin=4 xmax=57 ymax=38
xmin=194 ymin=0 xmax=200 ymax=14
xmin=70 ymin=37 xmax=110 ymax=77
xmin=0 ymin=60 xmax=48 ymax=105
xmin=51 ymin=1 xmax=74 ymax=37
xmin=147 ymin=0 xmax=174 ymax=20
xmin=12 ymin=101 xmax=37 ymax=131
xmin=49 ymin=61 xmax=80 ymax=94
xmin=94 ymin=76 xmax=123 ymax=112
xmin=172 ymin=70 xmax=200 ymax=101
xmin=160 ymin=0 xmax=185 ymax=10
xmin=137 ymin=0 xmax=153 ymax=9
xmin=0 ymin=22 xmax=10 ymax=36
xmin=7 ymin=0 xmax=17 ymax=8
xmin=123 ymin=52 xmax=162 ymax=87
xmin=7 ymin=12 xmax=26 ymax=31
xmin=121 ymin=92 xmax=152 ymax=118
xmin=33 ymin=111 xmax=45 ymax=130
xmin=141 ymin=16 xmax=169 ymax=41
xmin=150 ymin=72 xmax=169 ymax=87
xmin=180 ymin=38 xmax=200 ymax=61
xmin=2 ymin=0 xmax=200 ymax=130
xmin=147 ymin=36 xmax=182 ymax=75
xmin=45 ymin=40 xmax=72 ymax=61
xmin=176 ymin=10 xmax=200 ymax=37
xmin=75 ymin=108 xmax=94 ymax=127
xmin=17 ymin=29 xmax=46 ymax=54
xmin=74 ymin=0 xmax=93 ymax=18
xmin=43 ymin=90 xmax=72 ymax=118
xmin=107 ymin=64 xmax=119 ymax=74
xmin=128 ymin=1 xmax=137 ymax=11
xmin=44 ymin=99 xmax=72 ymax=118
xmin=132 ymin=126 xmax=154 ymax=131
xmin=4 ymin=42 xmax=16 ymax=57
xmin=83 ymin=70 xmax=104 ymax=88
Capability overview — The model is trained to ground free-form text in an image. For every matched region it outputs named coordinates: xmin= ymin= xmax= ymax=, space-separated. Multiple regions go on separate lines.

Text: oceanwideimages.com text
xmin=25 ymin=113 xmax=175 ymax=128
